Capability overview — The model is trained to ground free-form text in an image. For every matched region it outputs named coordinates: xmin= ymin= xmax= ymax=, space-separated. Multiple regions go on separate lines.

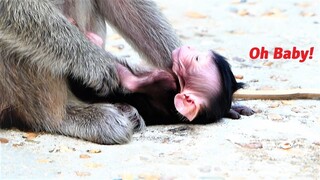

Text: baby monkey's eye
xmin=195 ymin=56 xmax=199 ymax=61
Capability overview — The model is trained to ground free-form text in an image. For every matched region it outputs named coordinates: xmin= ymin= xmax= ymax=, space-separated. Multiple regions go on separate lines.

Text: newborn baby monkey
xmin=116 ymin=45 xmax=254 ymax=125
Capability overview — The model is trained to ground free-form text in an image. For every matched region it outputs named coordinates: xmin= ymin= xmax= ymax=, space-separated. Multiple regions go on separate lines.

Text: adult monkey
xmin=0 ymin=0 xmax=252 ymax=144
xmin=0 ymin=0 xmax=174 ymax=144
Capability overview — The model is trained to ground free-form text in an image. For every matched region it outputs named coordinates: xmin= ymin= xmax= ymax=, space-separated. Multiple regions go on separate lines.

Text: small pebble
xmin=268 ymin=114 xmax=283 ymax=121
xmin=87 ymin=149 xmax=102 ymax=153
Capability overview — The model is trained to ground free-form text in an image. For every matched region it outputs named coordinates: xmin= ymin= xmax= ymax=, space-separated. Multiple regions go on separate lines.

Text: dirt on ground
xmin=1 ymin=0 xmax=320 ymax=179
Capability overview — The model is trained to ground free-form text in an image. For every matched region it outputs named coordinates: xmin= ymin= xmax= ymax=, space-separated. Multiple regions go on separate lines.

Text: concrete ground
xmin=1 ymin=0 xmax=320 ymax=179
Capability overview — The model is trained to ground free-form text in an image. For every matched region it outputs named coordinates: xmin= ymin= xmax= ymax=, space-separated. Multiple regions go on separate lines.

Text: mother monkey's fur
xmin=0 ymin=0 xmax=181 ymax=144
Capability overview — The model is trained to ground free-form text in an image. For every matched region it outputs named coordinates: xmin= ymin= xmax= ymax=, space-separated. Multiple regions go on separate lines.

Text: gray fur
xmin=96 ymin=0 xmax=182 ymax=70
xmin=0 ymin=0 xmax=180 ymax=144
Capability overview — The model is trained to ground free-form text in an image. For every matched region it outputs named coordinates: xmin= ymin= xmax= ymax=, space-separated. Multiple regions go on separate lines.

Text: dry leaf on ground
xmin=235 ymin=142 xmax=263 ymax=149
xmin=280 ymin=142 xmax=293 ymax=150
xmin=185 ymin=11 xmax=207 ymax=19
xmin=23 ymin=132 xmax=38 ymax=141
xmin=80 ymin=154 xmax=91 ymax=159
xmin=235 ymin=75 xmax=244 ymax=80
xmin=0 ymin=137 xmax=9 ymax=144
xmin=75 ymin=171 xmax=91 ymax=177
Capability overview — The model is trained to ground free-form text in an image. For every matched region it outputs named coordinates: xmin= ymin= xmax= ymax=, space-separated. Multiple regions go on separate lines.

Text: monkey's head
xmin=172 ymin=46 xmax=243 ymax=123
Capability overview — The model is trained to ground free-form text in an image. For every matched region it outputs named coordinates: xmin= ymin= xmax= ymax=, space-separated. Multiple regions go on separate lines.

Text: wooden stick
xmin=234 ymin=89 xmax=320 ymax=100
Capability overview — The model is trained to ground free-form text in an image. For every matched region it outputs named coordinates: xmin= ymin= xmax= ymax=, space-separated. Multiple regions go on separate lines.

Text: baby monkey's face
xmin=172 ymin=46 xmax=221 ymax=121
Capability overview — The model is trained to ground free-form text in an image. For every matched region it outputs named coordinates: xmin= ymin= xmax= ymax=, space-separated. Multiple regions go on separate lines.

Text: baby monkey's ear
xmin=174 ymin=92 xmax=201 ymax=121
